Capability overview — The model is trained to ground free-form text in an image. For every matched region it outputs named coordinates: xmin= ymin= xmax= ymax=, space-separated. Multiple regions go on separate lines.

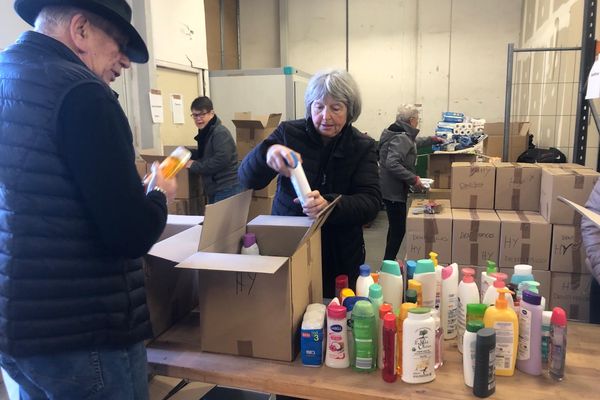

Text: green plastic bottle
xmin=351 ymin=300 xmax=377 ymax=372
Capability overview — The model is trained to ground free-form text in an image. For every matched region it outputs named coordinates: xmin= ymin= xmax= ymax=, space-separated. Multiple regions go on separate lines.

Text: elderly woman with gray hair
xmin=238 ymin=69 xmax=381 ymax=298
xmin=379 ymin=105 xmax=444 ymax=261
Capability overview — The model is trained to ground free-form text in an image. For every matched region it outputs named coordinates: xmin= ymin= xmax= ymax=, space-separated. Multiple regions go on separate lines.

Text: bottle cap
xmin=351 ymin=300 xmax=375 ymax=317
xmin=415 ymin=259 xmax=435 ymax=274
xmin=476 ymin=328 xmax=496 ymax=346
xmin=486 ymin=260 xmax=497 ymax=274
xmin=359 ymin=264 xmax=371 ymax=276
xmin=514 ymin=264 xmax=533 ymax=275
xmin=380 ymin=260 xmax=401 ymax=276
xmin=327 ymin=304 xmax=346 ymax=319
xmin=383 ymin=312 xmax=396 ymax=329
xmin=406 ymin=260 xmax=417 ymax=279
xmin=491 ymin=272 xmax=508 ymax=288
xmin=342 ymin=296 xmax=370 ymax=312
xmin=335 ymin=274 xmax=349 ymax=290
xmin=495 ymin=288 xmax=512 ymax=309
xmin=340 ymin=287 xmax=355 ymax=300
xmin=407 ymin=280 xmax=422 ymax=292
xmin=442 ymin=265 xmax=453 ymax=280
xmin=466 ymin=320 xmax=485 ymax=333
xmin=369 ymin=283 xmax=383 ymax=299
xmin=467 ymin=303 xmax=488 ymax=320
xmin=542 ymin=310 xmax=553 ymax=326
xmin=408 ymin=307 xmax=431 ymax=315
xmin=520 ymin=280 xmax=540 ymax=294
xmin=429 ymin=251 xmax=439 ymax=267
xmin=405 ymin=289 xmax=418 ymax=304
xmin=522 ymin=289 xmax=541 ymax=305
xmin=371 ymin=272 xmax=379 ymax=283
xmin=551 ymin=307 xmax=567 ymax=326
xmin=400 ymin=302 xmax=417 ymax=319
xmin=379 ymin=303 xmax=393 ymax=319
xmin=242 ymin=232 xmax=257 ymax=248
xmin=506 ymin=283 xmax=519 ymax=301
xmin=461 ymin=267 xmax=475 ymax=283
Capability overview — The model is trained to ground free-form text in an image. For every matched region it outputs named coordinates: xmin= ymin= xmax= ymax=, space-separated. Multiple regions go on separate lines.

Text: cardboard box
xmin=166 ymin=197 xmax=206 ymax=216
xmin=148 ymin=190 xmax=335 ymax=361
xmin=471 ymin=266 xmax=551 ymax=306
xmin=254 ymin=177 xmax=277 ymax=198
xmin=550 ymin=272 xmax=592 ymax=322
xmin=550 ymin=222 xmax=589 ymax=274
xmin=427 ymin=153 xmax=477 ymax=189
xmin=493 ymin=162 xmax=541 ymax=211
xmin=248 ymin=195 xmax=274 ymax=222
xmin=539 ymin=168 xmax=600 ymax=225
xmin=140 ymin=154 xmax=203 ymax=199
xmin=536 ymin=163 xmax=590 ymax=170
xmin=233 ymin=113 xmax=282 ymax=160
xmin=452 ymin=209 xmax=500 ymax=265
xmin=483 ymin=122 xmax=530 ymax=161
xmin=143 ymin=215 xmax=203 ymax=338
xmin=135 ymin=159 xmax=147 ymax=179
xmin=405 ymin=199 xmax=453 ymax=264
xmin=450 ymin=162 xmax=496 ymax=209
xmin=496 ymin=211 xmax=551 ymax=270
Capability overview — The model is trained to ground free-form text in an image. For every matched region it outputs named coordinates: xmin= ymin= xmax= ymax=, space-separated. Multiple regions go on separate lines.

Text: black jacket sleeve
xmin=57 ymin=82 xmax=167 ymax=258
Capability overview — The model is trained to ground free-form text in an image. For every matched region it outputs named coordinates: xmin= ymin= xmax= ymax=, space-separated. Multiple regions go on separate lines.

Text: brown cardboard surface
xmin=254 ymin=177 xmax=277 ymax=198
xmin=140 ymin=154 xmax=203 ymax=199
xmin=550 ymin=222 xmax=589 ymax=274
xmin=233 ymin=113 xmax=282 ymax=160
xmin=451 ymin=209 xmax=500 ymax=265
xmin=406 ymin=199 xmax=453 ymax=264
xmin=536 ymin=162 xmax=590 ymax=169
xmin=450 ymin=162 xmax=496 ymax=209
xmin=483 ymin=122 xmax=530 ymax=161
xmin=248 ymin=196 xmax=274 ymax=222
xmin=428 ymin=153 xmax=477 ymax=189
xmin=493 ymin=162 xmax=541 ymax=211
xmin=496 ymin=210 xmax=551 ymax=270
xmin=550 ymin=272 xmax=592 ymax=322
xmin=539 ymin=168 xmax=600 ymax=224
xmin=135 ymin=159 xmax=146 ymax=179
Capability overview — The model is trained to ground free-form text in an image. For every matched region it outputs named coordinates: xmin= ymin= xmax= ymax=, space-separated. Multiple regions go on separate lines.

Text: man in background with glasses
xmin=186 ymin=96 xmax=242 ymax=204
xmin=0 ymin=1 xmax=176 ymax=398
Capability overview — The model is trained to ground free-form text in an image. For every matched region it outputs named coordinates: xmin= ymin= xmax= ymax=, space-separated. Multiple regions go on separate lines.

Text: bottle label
xmin=457 ymin=297 xmax=465 ymax=348
xmin=408 ymin=327 xmax=434 ymax=379
xmin=327 ymin=324 xmax=346 ymax=360
xmin=494 ymin=321 xmax=514 ymax=371
xmin=445 ymin=293 xmax=458 ymax=335
xmin=301 ymin=328 xmax=323 ymax=366
xmin=353 ymin=317 xmax=376 ymax=370
xmin=541 ymin=325 xmax=550 ymax=363
xmin=517 ymin=308 xmax=532 ymax=359
xmin=487 ymin=348 xmax=496 ymax=390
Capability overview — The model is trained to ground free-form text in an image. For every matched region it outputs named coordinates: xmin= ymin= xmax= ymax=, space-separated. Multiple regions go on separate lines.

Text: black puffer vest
xmin=0 ymin=32 xmax=151 ymax=356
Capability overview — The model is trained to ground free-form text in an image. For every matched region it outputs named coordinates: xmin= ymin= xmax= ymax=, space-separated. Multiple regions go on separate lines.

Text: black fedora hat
xmin=14 ymin=0 xmax=149 ymax=63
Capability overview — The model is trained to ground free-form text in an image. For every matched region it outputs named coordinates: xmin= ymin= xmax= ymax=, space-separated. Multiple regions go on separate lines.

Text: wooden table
xmin=147 ymin=311 xmax=600 ymax=400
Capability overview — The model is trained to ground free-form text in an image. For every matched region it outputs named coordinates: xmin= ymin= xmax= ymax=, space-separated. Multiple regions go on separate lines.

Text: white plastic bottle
xmin=402 ymin=307 xmax=436 ymax=383
xmin=457 ymin=267 xmax=480 ymax=353
xmin=463 ymin=320 xmax=485 ymax=387
xmin=325 ymin=304 xmax=350 ymax=368
xmin=413 ymin=259 xmax=436 ymax=309
xmin=240 ymin=232 xmax=260 ymax=255
xmin=429 ymin=252 xmax=443 ymax=309
xmin=482 ymin=272 xmax=514 ymax=310
xmin=441 ymin=263 xmax=459 ymax=339
xmin=480 ymin=260 xmax=497 ymax=302
xmin=355 ymin=264 xmax=375 ymax=297
xmin=288 ymin=152 xmax=311 ymax=206
xmin=378 ymin=260 xmax=404 ymax=310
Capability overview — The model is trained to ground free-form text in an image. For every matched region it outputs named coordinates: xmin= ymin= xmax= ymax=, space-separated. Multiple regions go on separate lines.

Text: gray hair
xmin=304 ymin=69 xmax=362 ymax=123
xmin=396 ymin=104 xmax=419 ymax=124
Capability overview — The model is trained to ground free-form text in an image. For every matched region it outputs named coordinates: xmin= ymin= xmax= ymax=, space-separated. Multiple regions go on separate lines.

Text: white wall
xmin=239 ymin=0 xmax=522 ymax=140
xmin=0 ymin=0 xmax=30 ymax=49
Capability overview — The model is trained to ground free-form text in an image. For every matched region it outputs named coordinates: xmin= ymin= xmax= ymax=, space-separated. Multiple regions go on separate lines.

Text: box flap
xmin=147 ymin=225 xmax=203 ymax=263
xmin=199 ymin=190 xmax=252 ymax=253
xmin=232 ymin=113 xmax=282 ymax=129
xmin=140 ymin=154 xmax=166 ymax=164
xmin=248 ymin=215 xmax=313 ymax=227
xmin=232 ymin=120 xmax=267 ymax=129
xmin=295 ymin=196 xmax=340 ymax=251
xmin=263 ymin=113 xmax=282 ymax=127
xmin=177 ymin=252 xmax=288 ymax=274
xmin=167 ymin=215 xmax=204 ymax=225
xmin=234 ymin=111 xmax=252 ymax=119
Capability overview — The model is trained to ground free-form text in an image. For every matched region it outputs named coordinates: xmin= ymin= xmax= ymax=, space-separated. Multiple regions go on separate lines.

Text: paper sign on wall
xmin=170 ymin=94 xmax=185 ymax=124
xmin=149 ymin=89 xmax=164 ymax=123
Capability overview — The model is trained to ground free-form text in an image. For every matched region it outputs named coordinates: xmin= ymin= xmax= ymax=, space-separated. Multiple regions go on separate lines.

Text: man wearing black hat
xmin=0 ymin=1 xmax=176 ymax=398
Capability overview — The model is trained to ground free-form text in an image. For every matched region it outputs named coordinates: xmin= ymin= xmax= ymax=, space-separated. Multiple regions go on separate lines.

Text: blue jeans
xmin=0 ymin=342 xmax=149 ymax=400
xmin=208 ymin=183 xmax=243 ymax=204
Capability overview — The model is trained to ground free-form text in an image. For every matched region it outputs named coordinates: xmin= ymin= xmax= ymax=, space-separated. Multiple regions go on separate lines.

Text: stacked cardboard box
xmin=405 ymin=199 xmax=453 ymax=264
xmin=450 ymin=162 xmax=496 ymax=209
xmin=483 ymin=122 xmax=530 ymax=161
xmin=452 ymin=209 xmax=500 ymax=266
xmin=493 ymin=162 xmax=541 ymax=211
xmin=427 ymin=153 xmax=477 ymax=189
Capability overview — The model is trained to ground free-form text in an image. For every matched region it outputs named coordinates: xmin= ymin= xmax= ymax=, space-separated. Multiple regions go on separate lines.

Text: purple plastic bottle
xmin=516 ymin=290 xmax=542 ymax=375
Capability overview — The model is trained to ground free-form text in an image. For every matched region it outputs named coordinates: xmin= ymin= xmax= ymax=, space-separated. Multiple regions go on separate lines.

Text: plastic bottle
xmin=457 ymin=267 xmax=479 ymax=353
xmin=335 ymin=274 xmax=349 ymax=300
xmin=406 ymin=260 xmax=417 ymax=282
xmin=342 ymin=296 xmax=369 ymax=365
xmin=429 ymin=252 xmax=443 ymax=309
xmin=506 ymin=282 xmax=520 ymax=312
xmin=432 ymin=309 xmax=443 ymax=369
xmin=466 ymin=303 xmax=488 ymax=325
xmin=368 ymin=284 xmax=383 ymax=368
xmin=159 ymin=146 xmax=192 ymax=179
xmin=378 ymin=260 xmax=404 ymax=310
xmin=396 ymin=302 xmax=417 ymax=375
xmin=402 ymin=307 xmax=436 ymax=383
xmin=482 ymin=272 xmax=514 ymax=310
xmin=510 ymin=264 xmax=535 ymax=305
xmin=483 ymin=288 xmax=518 ymax=376
xmin=407 ymin=280 xmax=423 ymax=306
xmin=473 ymin=328 xmax=496 ymax=398
xmin=541 ymin=310 xmax=552 ymax=364
xmin=287 ymin=152 xmax=311 ymax=206
xmin=463 ymin=320 xmax=485 ymax=387
xmin=351 ymin=300 xmax=377 ymax=372
xmin=480 ymin=260 xmax=497 ymax=302
xmin=325 ymin=304 xmax=349 ymax=368
xmin=382 ymin=312 xmax=397 ymax=382
xmin=441 ymin=263 xmax=458 ymax=339
xmin=405 ymin=289 xmax=418 ymax=305
xmin=339 ymin=288 xmax=355 ymax=305
xmin=378 ymin=303 xmax=393 ymax=369
xmin=517 ymin=290 xmax=543 ymax=375
xmin=356 ymin=264 xmax=375 ymax=297
xmin=240 ymin=232 xmax=260 ymax=255
xmin=549 ymin=307 xmax=567 ymax=381
xmin=519 ymin=280 xmax=546 ymax=310
xmin=413 ymin=259 xmax=436 ymax=308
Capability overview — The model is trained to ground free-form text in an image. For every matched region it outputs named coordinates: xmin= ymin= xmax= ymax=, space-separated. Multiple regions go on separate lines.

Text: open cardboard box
xmin=147 ymin=190 xmax=336 ymax=361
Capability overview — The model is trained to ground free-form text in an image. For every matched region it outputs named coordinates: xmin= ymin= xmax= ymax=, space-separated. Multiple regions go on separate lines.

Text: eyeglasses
xmin=191 ymin=111 xmax=212 ymax=119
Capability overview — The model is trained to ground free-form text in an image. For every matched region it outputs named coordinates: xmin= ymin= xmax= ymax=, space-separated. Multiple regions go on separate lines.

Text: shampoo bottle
xmin=480 ymin=260 xmax=497 ymax=302
xmin=351 ymin=300 xmax=377 ymax=372
xmin=473 ymin=328 xmax=496 ymax=398
xmin=379 ymin=260 xmax=404 ymax=310
xmin=325 ymin=304 xmax=349 ymax=368
xmin=402 ymin=307 xmax=436 ymax=383
xmin=429 ymin=251 xmax=443 ymax=309
xmin=441 ymin=263 xmax=458 ymax=339
xmin=463 ymin=320 xmax=485 ymax=387
xmin=343 ymin=296 xmax=369 ymax=365
xmin=483 ymin=288 xmax=518 ymax=376
xmin=356 ymin=264 xmax=375 ymax=297
xmin=482 ymin=272 xmax=514 ymax=310
xmin=457 ymin=268 xmax=480 ymax=353
xmin=414 ymin=259 xmax=436 ymax=308
xmin=516 ymin=290 xmax=543 ymax=375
